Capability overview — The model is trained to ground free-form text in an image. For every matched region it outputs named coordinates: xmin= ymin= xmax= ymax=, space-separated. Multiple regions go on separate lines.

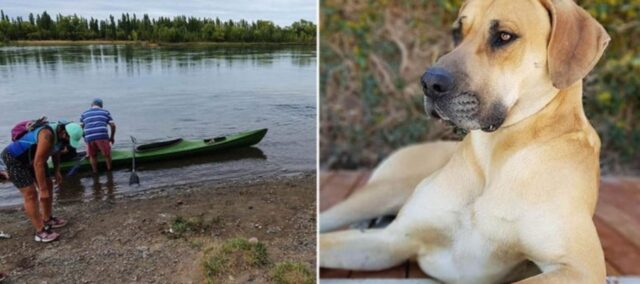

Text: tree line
xmin=0 ymin=10 xmax=316 ymax=43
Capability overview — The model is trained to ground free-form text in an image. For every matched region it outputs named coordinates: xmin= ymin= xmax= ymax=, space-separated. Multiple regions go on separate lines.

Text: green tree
xmin=0 ymin=11 xmax=316 ymax=43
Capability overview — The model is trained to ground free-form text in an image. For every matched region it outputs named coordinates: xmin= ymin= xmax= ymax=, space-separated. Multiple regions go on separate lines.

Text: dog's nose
xmin=421 ymin=67 xmax=454 ymax=98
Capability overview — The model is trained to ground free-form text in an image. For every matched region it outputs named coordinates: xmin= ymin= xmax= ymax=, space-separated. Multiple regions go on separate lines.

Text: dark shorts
xmin=86 ymin=139 xmax=111 ymax=157
xmin=1 ymin=149 xmax=50 ymax=189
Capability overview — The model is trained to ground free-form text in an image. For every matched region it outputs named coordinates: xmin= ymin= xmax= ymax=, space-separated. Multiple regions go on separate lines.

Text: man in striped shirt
xmin=80 ymin=98 xmax=116 ymax=174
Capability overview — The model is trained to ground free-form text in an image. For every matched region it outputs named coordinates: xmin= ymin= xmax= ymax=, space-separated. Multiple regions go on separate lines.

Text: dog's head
xmin=421 ymin=0 xmax=610 ymax=132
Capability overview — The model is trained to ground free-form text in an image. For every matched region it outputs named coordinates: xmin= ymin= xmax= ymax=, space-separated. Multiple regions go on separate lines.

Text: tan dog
xmin=320 ymin=0 xmax=610 ymax=283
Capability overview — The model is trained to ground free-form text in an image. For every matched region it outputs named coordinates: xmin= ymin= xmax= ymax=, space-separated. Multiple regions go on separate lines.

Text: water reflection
xmin=91 ymin=172 xmax=116 ymax=202
xmin=53 ymin=147 xmax=267 ymax=206
xmin=0 ymin=44 xmax=315 ymax=80
xmin=55 ymin=171 xmax=116 ymax=203
xmin=57 ymin=174 xmax=83 ymax=202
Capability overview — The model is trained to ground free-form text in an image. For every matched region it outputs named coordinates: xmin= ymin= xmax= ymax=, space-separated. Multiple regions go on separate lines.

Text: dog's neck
xmin=477 ymin=80 xmax=589 ymax=138
xmin=467 ymin=80 xmax=598 ymax=175
xmin=502 ymin=82 xmax=568 ymax=128
xmin=519 ymin=81 xmax=587 ymax=127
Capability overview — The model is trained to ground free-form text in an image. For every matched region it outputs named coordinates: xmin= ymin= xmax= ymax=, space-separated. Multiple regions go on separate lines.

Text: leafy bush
xmin=582 ymin=0 xmax=640 ymax=172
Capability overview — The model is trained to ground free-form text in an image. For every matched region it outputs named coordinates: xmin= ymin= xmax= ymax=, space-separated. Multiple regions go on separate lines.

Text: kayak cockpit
xmin=136 ymin=138 xmax=183 ymax=152
xmin=204 ymin=136 xmax=227 ymax=144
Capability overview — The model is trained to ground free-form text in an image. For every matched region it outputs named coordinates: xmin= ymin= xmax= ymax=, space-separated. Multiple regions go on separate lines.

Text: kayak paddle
xmin=129 ymin=136 xmax=140 ymax=185
xmin=66 ymin=156 xmax=87 ymax=177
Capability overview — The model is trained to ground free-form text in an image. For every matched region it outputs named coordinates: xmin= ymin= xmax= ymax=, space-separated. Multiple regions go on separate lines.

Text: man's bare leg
xmin=104 ymin=153 xmax=112 ymax=171
xmin=89 ymin=155 xmax=98 ymax=173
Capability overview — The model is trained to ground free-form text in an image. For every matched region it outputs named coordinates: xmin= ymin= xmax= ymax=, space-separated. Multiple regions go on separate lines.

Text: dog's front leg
xmin=515 ymin=213 xmax=605 ymax=283
xmin=320 ymin=227 xmax=418 ymax=270
xmin=320 ymin=178 xmax=417 ymax=232
xmin=320 ymin=141 xmax=457 ymax=232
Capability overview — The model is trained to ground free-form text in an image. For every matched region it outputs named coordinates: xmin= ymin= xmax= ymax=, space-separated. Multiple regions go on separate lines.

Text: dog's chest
xmin=409 ymin=193 xmax=524 ymax=283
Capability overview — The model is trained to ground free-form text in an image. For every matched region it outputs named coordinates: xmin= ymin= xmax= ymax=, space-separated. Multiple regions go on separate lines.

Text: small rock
xmin=248 ymin=237 xmax=259 ymax=244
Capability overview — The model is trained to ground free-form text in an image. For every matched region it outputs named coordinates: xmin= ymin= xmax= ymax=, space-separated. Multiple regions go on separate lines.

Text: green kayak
xmin=51 ymin=128 xmax=268 ymax=173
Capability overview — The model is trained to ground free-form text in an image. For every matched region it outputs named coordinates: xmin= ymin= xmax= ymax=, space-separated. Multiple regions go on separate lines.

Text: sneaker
xmin=0 ymin=231 xmax=10 ymax=239
xmin=34 ymin=226 xmax=59 ymax=243
xmin=46 ymin=216 xmax=68 ymax=229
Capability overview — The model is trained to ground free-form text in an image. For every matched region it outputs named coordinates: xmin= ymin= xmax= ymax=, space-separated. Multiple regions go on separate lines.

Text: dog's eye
xmin=499 ymin=32 xmax=512 ymax=42
xmin=452 ymin=29 xmax=463 ymax=46
xmin=491 ymin=31 xmax=517 ymax=48
xmin=452 ymin=22 xmax=464 ymax=46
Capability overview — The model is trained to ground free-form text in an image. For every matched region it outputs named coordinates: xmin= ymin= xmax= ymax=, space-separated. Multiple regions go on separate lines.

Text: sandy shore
xmin=0 ymin=172 xmax=316 ymax=283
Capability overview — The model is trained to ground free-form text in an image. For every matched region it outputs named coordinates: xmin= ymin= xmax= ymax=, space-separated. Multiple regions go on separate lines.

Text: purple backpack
xmin=11 ymin=116 xmax=48 ymax=141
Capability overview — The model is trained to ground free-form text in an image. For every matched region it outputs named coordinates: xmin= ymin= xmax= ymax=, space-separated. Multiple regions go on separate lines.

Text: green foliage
xmin=320 ymin=0 xmax=463 ymax=168
xmin=171 ymin=216 xmax=190 ymax=235
xmin=581 ymin=0 xmax=640 ymax=172
xmin=0 ymin=10 xmax=316 ymax=43
xmin=320 ymin=0 xmax=640 ymax=172
xmin=169 ymin=216 xmax=206 ymax=238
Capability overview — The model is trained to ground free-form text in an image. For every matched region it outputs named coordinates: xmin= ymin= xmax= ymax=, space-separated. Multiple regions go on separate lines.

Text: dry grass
xmin=271 ymin=262 xmax=314 ymax=284
xmin=202 ymin=238 xmax=270 ymax=283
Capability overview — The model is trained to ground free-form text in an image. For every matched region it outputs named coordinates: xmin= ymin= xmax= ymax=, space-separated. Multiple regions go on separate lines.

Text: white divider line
xmin=320 ymin=277 xmax=640 ymax=284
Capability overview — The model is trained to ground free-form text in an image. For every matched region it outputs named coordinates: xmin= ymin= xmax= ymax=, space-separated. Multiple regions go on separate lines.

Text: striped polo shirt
xmin=80 ymin=107 xmax=114 ymax=142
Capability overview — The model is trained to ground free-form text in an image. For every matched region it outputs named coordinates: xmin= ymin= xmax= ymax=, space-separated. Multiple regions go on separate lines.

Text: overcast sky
xmin=0 ymin=0 xmax=316 ymax=27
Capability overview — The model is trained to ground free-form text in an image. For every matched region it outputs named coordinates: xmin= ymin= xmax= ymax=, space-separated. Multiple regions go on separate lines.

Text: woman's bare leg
xmin=19 ymin=185 xmax=44 ymax=231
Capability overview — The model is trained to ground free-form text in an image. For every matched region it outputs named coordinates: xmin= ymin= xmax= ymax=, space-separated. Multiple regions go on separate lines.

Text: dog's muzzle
xmin=421 ymin=68 xmax=481 ymax=128
xmin=421 ymin=67 xmax=454 ymax=99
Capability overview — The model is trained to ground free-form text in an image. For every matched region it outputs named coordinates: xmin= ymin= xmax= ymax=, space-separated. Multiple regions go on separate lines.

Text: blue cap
xmin=92 ymin=98 xmax=103 ymax=108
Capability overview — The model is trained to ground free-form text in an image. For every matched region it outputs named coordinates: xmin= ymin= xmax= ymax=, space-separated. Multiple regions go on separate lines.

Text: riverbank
xmin=0 ymin=172 xmax=316 ymax=283
xmin=2 ymin=40 xmax=316 ymax=48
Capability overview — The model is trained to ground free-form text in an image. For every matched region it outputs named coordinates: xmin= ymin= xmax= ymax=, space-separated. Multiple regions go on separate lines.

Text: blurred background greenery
xmin=320 ymin=0 xmax=640 ymax=174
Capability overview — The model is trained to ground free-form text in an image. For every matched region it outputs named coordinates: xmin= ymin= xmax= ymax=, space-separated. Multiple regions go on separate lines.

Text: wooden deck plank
xmin=407 ymin=262 xmax=429 ymax=279
xmin=321 ymin=172 xmax=336 ymax=191
xmin=596 ymin=179 xmax=640 ymax=275
xmin=595 ymin=199 xmax=640 ymax=250
xmin=600 ymin=179 xmax=640 ymax=220
xmin=320 ymin=171 xmax=640 ymax=278
xmin=594 ymin=216 xmax=640 ymax=275
xmin=602 ymin=177 xmax=640 ymax=200
xmin=353 ymin=171 xmax=371 ymax=190
xmin=606 ymin=261 xmax=621 ymax=276
xmin=320 ymin=171 xmax=363 ymax=211
xmin=321 ymin=268 xmax=351 ymax=279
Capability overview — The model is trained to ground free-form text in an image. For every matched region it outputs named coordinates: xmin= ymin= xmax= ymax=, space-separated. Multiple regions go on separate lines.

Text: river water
xmin=0 ymin=44 xmax=316 ymax=207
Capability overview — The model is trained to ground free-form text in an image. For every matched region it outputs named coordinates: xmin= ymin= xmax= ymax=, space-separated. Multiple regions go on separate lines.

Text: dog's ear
xmin=540 ymin=0 xmax=611 ymax=89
